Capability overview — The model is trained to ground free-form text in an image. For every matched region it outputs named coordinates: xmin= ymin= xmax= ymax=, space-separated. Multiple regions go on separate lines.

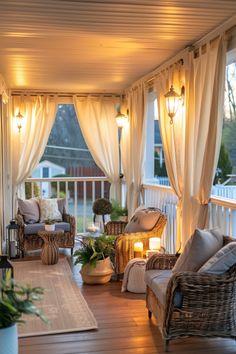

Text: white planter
xmin=45 ymin=224 xmax=55 ymax=231
xmin=0 ymin=324 xmax=18 ymax=354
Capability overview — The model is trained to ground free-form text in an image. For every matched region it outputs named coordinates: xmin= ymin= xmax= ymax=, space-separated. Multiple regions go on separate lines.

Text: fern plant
xmin=74 ymin=235 xmax=115 ymax=268
xmin=110 ymin=199 xmax=128 ymax=221
xmin=0 ymin=277 xmax=48 ymax=329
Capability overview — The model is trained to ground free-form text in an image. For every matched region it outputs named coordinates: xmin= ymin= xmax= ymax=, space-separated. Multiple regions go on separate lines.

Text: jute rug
xmin=13 ymin=257 xmax=97 ymax=337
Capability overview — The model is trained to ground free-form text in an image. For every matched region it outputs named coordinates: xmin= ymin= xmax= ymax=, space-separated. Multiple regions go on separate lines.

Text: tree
xmin=215 ymin=143 xmax=232 ymax=184
xmin=154 ymin=151 xmax=167 ymax=177
xmin=222 ymin=120 xmax=236 ymax=169
xmin=225 ymin=63 xmax=236 ymax=121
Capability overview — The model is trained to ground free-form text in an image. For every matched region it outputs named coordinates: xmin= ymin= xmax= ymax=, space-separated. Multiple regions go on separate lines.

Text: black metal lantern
xmin=6 ymin=221 xmax=20 ymax=259
xmin=0 ymin=255 xmax=14 ymax=281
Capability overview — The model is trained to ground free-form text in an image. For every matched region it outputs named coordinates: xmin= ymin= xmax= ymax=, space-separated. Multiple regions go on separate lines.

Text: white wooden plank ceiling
xmin=0 ymin=0 xmax=236 ymax=93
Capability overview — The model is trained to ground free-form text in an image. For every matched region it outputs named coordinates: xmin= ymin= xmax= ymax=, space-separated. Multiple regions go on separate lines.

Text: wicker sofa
xmin=15 ymin=208 xmax=76 ymax=257
xmin=104 ymin=208 xmax=167 ymax=275
xmin=145 ymin=236 xmax=236 ymax=351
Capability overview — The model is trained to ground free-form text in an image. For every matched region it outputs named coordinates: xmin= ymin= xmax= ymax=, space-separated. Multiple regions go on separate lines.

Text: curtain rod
xmin=125 ymin=15 xmax=236 ymax=93
xmin=125 ymin=47 xmax=189 ymax=93
xmin=145 ymin=58 xmax=184 ymax=86
xmin=194 ymin=15 xmax=236 ymax=48
xmin=10 ymin=90 xmax=122 ymax=98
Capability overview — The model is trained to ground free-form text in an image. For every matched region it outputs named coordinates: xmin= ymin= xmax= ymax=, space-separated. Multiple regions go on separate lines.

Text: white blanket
xmin=121 ymin=258 xmax=147 ymax=293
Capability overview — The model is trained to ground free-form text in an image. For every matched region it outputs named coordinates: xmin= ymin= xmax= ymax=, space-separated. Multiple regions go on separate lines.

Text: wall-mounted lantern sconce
xmin=115 ymin=110 xmax=128 ymax=128
xmin=164 ymin=85 xmax=184 ymax=124
xmin=115 ymin=104 xmax=128 ymax=179
xmin=15 ymin=110 xmax=24 ymax=133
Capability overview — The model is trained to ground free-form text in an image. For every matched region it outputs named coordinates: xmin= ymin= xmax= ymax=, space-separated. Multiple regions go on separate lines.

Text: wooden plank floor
xmin=19 ymin=255 xmax=236 ymax=354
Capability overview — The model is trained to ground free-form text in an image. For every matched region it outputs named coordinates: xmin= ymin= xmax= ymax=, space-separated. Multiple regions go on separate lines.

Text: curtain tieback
xmin=195 ymin=196 xmax=209 ymax=206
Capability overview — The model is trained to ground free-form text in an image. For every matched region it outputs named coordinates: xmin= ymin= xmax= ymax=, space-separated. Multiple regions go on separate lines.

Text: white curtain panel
xmin=154 ymin=62 xmax=186 ymax=250
xmin=155 ymin=35 xmax=227 ymax=249
xmin=121 ymin=83 xmax=147 ymax=217
xmin=0 ymin=74 xmax=9 ymax=104
xmin=73 ymin=96 xmax=120 ymax=201
xmin=11 ymin=95 xmax=57 ymax=201
xmin=182 ymin=36 xmax=227 ymax=245
xmin=0 ymin=97 xmax=4 ymax=248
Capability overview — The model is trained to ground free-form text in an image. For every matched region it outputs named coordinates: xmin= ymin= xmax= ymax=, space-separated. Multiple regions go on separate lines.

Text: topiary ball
xmin=93 ymin=198 xmax=112 ymax=215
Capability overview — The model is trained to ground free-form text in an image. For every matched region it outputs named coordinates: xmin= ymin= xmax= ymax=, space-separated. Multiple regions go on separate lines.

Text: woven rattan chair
xmin=15 ymin=210 xmax=76 ymax=257
xmin=146 ymin=236 xmax=236 ymax=351
xmin=105 ymin=210 xmax=167 ymax=275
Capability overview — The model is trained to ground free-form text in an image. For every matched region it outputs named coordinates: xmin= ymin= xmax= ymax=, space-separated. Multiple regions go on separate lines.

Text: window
xmin=213 ymin=48 xmax=236 ymax=200
xmin=42 ymin=167 xmax=49 ymax=178
xmin=145 ymin=91 xmax=168 ymax=185
xmin=30 ymin=104 xmax=110 ymax=232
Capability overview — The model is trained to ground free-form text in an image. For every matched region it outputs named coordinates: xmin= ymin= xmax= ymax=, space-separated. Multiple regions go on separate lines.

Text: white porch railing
xmin=142 ymin=183 xmax=236 ymax=253
xmin=211 ymin=185 xmax=236 ymax=200
xmin=25 ymin=177 xmax=110 ymax=233
xmin=209 ymin=196 xmax=236 ymax=238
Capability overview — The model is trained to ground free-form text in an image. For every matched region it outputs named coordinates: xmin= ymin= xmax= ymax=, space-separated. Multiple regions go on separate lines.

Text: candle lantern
xmin=0 ymin=255 xmax=14 ymax=281
xmin=134 ymin=241 xmax=143 ymax=258
xmin=6 ymin=222 xmax=20 ymax=259
xmin=149 ymin=237 xmax=161 ymax=251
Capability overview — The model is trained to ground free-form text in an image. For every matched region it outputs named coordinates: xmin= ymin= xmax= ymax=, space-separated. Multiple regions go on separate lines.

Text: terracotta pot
xmin=80 ymin=257 xmax=113 ymax=284
xmin=45 ymin=224 xmax=55 ymax=231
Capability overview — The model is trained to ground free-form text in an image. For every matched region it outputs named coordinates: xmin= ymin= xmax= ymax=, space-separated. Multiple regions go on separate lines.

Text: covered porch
xmin=1 ymin=1 xmax=236 ymax=353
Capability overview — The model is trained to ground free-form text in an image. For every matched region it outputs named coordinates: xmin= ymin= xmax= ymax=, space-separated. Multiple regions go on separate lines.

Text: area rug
xmin=13 ymin=257 xmax=97 ymax=337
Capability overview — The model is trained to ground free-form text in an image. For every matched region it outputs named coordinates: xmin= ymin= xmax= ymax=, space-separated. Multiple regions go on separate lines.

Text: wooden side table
xmin=38 ymin=229 xmax=64 ymax=265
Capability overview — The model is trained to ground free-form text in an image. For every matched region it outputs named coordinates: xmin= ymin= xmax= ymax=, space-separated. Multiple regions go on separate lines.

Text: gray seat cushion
xmin=24 ymin=222 xmax=70 ymax=235
xmin=145 ymin=269 xmax=182 ymax=308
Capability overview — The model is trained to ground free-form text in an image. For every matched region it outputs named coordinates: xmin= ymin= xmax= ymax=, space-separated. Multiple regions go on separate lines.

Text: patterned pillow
xmin=38 ymin=198 xmax=62 ymax=222
xmin=57 ymin=198 xmax=66 ymax=215
xmin=199 ymin=242 xmax=236 ymax=274
xmin=124 ymin=207 xmax=162 ymax=233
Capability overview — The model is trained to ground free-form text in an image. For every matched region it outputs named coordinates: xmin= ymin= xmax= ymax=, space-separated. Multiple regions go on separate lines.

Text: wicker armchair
xmin=146 ymin=236 xmax=236 ymax=351
xmin=105 ymin=211 xmax=167 ymax=275
xmin=15 ymin=211 xmax=76 ymax=257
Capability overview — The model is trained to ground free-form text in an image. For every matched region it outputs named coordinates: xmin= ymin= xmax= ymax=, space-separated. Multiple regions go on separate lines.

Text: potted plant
xmin=110 ymin=200 xmax=128 ymax=222
xmin=44 ymin=218 xmax=56 ymax=231
xmin=0 ymin=277 xmax=47 ymax=354
xmin=92 ymin=198 xmax=112 ymax=231
xmin=74 ymin=235 xmax=115 ymax=284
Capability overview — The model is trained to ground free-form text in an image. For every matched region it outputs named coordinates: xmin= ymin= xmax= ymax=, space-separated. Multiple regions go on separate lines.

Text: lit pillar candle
xmin=149 ymin=237 xmax=161 ymax=250
xmin=134 ymin=242 xmax=143 ymax=258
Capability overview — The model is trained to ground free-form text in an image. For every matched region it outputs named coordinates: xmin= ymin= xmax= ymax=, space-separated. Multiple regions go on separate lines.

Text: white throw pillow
xmin=172 ymin=228 xmax=223 ymax=272
xmin=199 ymin=241 xmax=236 ymax=274
xmin=38 ymin=198 xmax=62 ymax=222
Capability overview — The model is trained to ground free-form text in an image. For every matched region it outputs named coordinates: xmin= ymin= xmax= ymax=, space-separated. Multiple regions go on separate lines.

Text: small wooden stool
xmin=38 ymin=229 xmax=64 ymax=265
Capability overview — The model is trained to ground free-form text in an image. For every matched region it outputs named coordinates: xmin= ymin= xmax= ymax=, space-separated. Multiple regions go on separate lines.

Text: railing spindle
xmin=83 ymin=181 xmax=86 ymax=232
xmin=74 ymin=181 xmax=78 ymax=233
xmin=65 ymin=181 xmax=69 ymax=211
xmin=31 ymin=182 xmax=34 ymax=198
xmin=101 ymin=181 xmax=104 ymax=198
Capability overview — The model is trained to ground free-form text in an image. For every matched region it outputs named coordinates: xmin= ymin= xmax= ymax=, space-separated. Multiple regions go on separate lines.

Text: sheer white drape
xmin=182 ymin=36 xmax=227 ymax=245
xmin=11 ymin=95 xmax=57 ymax=201
xmin=120 ymin=83 xmax=147 ymax=217
xmin=155 ymin=35 xmax=227 ymax=249
xmin=73 ymin=96 xmax=120 ymax=201
xmin=154 ymin=63 xmax=186 ymax=250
